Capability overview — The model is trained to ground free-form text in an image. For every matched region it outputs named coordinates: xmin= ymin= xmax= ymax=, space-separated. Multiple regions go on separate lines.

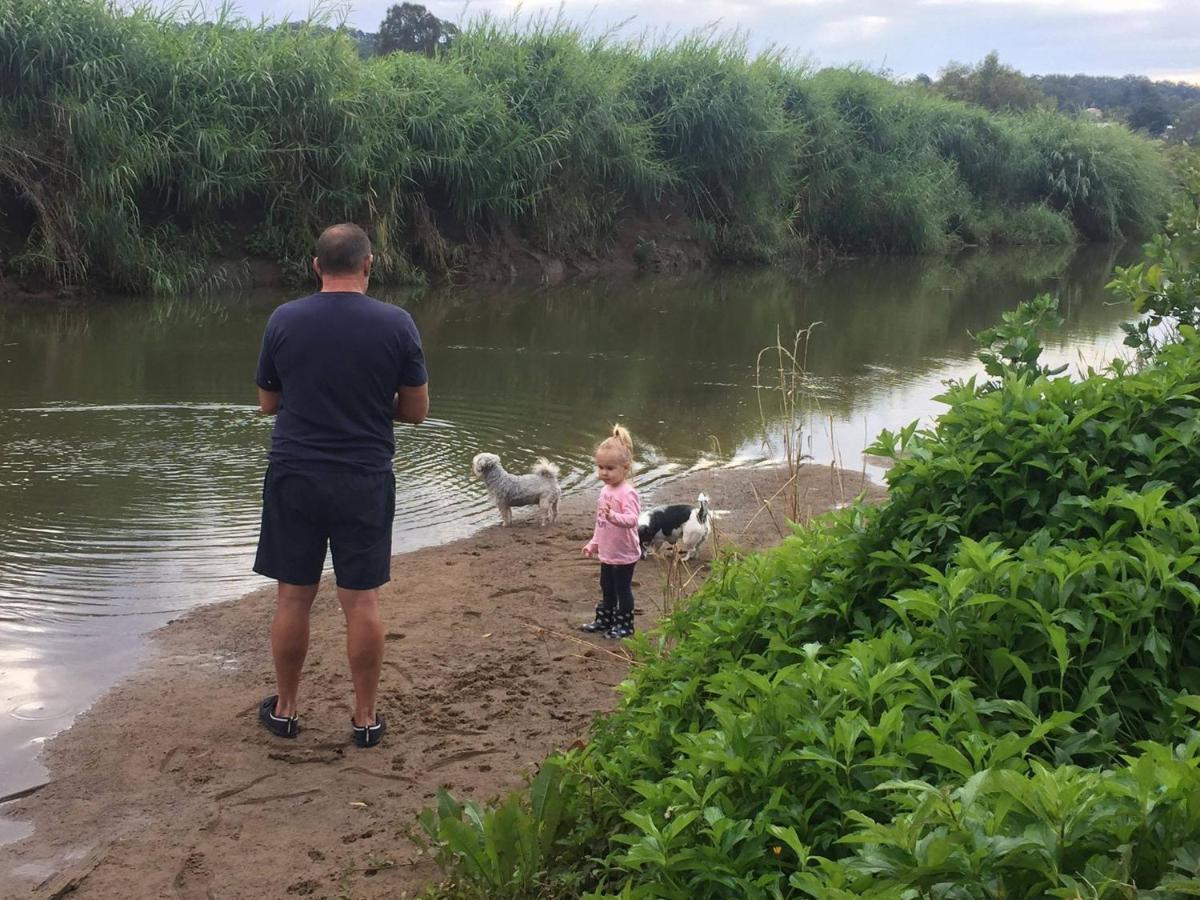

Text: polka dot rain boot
xmin=579 ymin=604 xmax=614 ymax=634
xmin=606 ymin=610 xmax=634 ymax=640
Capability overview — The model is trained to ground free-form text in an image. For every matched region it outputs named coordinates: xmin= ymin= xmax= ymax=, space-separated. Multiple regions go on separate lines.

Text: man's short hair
xmin=316 ymin=224 xmax=372 ymax=275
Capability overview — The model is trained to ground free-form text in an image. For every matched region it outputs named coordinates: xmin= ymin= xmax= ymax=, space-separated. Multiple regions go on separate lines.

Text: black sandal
xmin=259 ymin=695 xmax=299 ymax=738
xmin=352 ymin=714 xmax=386 ymax=748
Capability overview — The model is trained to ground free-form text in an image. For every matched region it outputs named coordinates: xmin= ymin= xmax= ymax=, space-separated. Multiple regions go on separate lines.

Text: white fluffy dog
xmin=471 ymin=453 xmax=562 ymax=526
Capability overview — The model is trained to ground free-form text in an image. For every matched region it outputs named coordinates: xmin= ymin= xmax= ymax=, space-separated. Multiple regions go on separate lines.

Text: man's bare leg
xmin=338 ymin=587 xmax=384 ymax=727
xmin=271 ymin=582 xmax=319 ymax=718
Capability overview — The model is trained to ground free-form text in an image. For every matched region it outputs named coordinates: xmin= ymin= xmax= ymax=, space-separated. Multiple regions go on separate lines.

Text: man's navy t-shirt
xmin=255 ymin=292 xmax=427 ymax=472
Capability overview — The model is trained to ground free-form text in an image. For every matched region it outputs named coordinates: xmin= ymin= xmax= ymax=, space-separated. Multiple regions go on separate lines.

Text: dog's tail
xmin=696 ymin=492 xmax=710 ymax=523
xmin=532 ymin=458 xmax=560 ymax=480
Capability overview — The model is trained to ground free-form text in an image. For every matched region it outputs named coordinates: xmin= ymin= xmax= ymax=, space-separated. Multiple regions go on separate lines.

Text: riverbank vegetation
xmin=0 ymin=0 xmax=1174 ymax=294
xmin=415 ymin=178 xmax=1200 ymax=896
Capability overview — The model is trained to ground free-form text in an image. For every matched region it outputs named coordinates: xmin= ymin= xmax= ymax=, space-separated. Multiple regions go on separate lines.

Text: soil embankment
xmin=0 ymin=205 xmax=710 ymax=303
xmin=0 ymin=463 xmax=882 ymax=900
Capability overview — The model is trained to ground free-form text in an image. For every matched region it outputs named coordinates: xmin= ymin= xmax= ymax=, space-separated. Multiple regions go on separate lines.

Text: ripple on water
xmin=0 ymin=394 xmax=611 ymax=631
xmin=8 ymin=698 xmax=76 ymax=722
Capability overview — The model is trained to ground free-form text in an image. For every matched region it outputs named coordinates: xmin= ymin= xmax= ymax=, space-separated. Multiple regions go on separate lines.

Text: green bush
xmin=1015 ymin=109 xmax=1173 ymax=241
xmin=630 ymin=37 xmax=794 ymax=262
xmin=1109 ymin=146 xmax=1200 ymax=359
xmin=796 ymin=743 xmax=1200 ymax=898
xmin=789 ymin=70 xmax=974 ymax=254
xmin=963 ymin=203 xmax=1078 ymax=246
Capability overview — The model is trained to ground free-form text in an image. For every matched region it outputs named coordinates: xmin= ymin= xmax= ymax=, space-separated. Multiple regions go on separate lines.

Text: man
xmin=253 ymin=223 xmax=428 ymax=748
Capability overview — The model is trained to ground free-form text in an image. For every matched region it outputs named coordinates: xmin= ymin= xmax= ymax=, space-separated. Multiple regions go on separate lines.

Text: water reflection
xmin=0 ymin=243 xmax=1142 ymax=808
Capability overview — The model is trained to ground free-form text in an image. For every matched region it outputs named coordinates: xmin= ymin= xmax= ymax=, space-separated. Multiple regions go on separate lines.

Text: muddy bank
xmin=0 ymin=463 xmax=882 ymax=900
xmin=0 ymin=206 xmax=712 ymax=303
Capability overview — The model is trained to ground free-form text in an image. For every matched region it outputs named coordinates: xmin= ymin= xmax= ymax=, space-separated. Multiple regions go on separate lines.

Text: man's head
xmin=314 ymin=223 xmax=373 ymax=289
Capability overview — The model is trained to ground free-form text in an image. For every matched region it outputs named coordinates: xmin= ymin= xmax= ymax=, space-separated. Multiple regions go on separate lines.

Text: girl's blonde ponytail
xmin=598 ymin=423 xmax=634 ymax=472
xmin=611 ymin=424 xmax=633 ymax=453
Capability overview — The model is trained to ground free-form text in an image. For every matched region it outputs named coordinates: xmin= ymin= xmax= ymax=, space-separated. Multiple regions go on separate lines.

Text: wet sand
xmin=0 ymin=463 xmax=881 ymax=900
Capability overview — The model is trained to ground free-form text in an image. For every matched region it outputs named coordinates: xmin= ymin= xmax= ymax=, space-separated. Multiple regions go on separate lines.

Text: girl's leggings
xmin=599 ymin=562 xmax=635 ymax=615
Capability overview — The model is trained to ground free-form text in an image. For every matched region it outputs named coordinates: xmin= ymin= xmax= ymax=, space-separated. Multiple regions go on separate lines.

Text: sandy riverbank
xmin=0 ymin=463 xmax=882 ymax=900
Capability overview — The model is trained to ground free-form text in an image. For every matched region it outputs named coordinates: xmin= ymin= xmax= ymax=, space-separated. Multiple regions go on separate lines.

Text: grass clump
xmin=417 ymin=245 xmax=1200 ymax=897
xmin=963 ymin=202 xmax=1078 ymax=246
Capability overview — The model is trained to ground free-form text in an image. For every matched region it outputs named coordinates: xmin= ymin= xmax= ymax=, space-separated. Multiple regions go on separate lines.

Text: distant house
xmin=1084 ymin=107 xmax=1104 ymax=120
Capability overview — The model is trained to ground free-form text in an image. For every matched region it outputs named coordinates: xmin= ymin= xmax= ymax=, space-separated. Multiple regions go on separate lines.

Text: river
xmin=0 ymin=243 xmax=1140 ymax=838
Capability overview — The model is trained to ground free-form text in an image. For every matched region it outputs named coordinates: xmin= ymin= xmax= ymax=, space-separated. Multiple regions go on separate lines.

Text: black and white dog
xmin=471 ymin=453 xmax=562 ymax=526
xmin=638 ymin=493 xmax=711 ymax=561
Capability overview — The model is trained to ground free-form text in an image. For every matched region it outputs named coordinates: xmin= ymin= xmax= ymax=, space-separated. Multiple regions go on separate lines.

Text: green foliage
xmin=1110 ymin=148 xmax=1200 ymax=359
xmin=1033 ymin=72 xmax=1200 ymax=121
xmin=416 ymin=761 xmax=577 ymax=899
xmin=1014 ymin=109 xmax=1173 ymax=241
xmin=961 ymin=203 xmax=1078 ymax=247
xmin=973 ymin=293 xmax=1065 ymax=379
xmin=789 ymin=69 xmax=975 ymax=255
xmin=933 ymin=51 xmax=1049 ymax=112
xmin=375 ymin=3 xmax=457 ymax=57
xmin=795 ymin=744 xmax=1200 ymax=897
xmin=1032 ymin=71 xmax=1200 ymax=137
xmin=0 ymin=0 xmax=1175 ymax=293
xmin=1170 ymin=104 xmax=1200 ymax=145
xmin=447 ymin=15 xmax=667 ymax=254
xmin=630 ymin=37 xmax=794 ymax=262
xmin=1127 ymin=79 xmax=1173 ymax=135
xmin=422 ymin=275 xmax=1200 ymax=896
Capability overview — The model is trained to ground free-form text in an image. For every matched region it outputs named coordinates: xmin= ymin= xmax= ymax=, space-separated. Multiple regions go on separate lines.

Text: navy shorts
xmin=253 ymin=465 xmax=396 ymax=590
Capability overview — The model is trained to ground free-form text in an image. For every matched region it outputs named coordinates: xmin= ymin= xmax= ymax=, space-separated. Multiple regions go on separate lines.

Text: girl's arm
xmin=583 ymin=505 xmax=602 ymax=556
xmin=583 ymin=529 xmax=600 ymax=556
xmin=605 ymin=492 xmax=640 ymax=529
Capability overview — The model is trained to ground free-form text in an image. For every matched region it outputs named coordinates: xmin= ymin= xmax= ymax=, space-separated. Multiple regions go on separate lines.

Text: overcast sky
xmin=232 ymin=0 xmax=1200 ymax=84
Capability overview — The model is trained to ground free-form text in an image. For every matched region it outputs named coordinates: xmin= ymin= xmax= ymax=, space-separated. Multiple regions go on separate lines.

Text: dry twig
xmin=521 ymin=623 xmax=637 ymax=666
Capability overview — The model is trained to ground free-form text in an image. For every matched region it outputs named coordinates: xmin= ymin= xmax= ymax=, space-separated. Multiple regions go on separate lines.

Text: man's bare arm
xmin=393 ymin=383 xmax=429 ymax=424
xmin=258 ymin=387 xmax=282 ymax=415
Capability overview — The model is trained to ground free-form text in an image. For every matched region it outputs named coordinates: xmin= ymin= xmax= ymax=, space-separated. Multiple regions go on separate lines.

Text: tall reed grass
xmin=0 ymin=0 xmax=1174 ymax=293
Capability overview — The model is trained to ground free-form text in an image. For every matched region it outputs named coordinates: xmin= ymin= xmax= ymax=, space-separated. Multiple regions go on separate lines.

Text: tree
xmin=1127 ymin=79 xmax=1172 ymax=135
xmin=1171 ymin=104 xmax=1200 ymax=144
xmin=934 ymin=52 xmax=1048 ymax=112
xmin=375 ymin=3 xmax=457 ymax=57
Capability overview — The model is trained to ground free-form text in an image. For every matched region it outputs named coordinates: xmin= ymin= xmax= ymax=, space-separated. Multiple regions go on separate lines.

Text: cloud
xmin=918 ymin=0 xmax=1166 ymax=13
xmin=1147 ymin=69 xmax=1200 ymax=85
xmin=816 ymin=14 xmax=890 ymax=46
xmin=176 ymin=0 xmax=1200 ymax=86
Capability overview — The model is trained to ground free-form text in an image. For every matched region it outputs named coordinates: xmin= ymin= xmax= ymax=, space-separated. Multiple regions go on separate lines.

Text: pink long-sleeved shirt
xmin=585 ymin=481 xmax=641 ymax=565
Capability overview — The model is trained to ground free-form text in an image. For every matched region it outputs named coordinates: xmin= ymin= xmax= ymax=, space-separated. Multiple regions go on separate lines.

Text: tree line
xmin=915 ymin=51 xmax=1199 ymax=141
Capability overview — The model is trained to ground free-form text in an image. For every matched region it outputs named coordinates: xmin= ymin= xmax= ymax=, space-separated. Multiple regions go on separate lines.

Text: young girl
xmin=580 ymin=425 xmax=641 ymax=639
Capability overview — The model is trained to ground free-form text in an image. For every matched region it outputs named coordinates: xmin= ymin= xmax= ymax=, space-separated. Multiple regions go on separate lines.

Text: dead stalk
xmin=754 ymin=323 xmax=821 ymax=524
xmin=749 ymin=481 xmax=786 ymax=539
xmin=522 ymin=624 xmax=637 ymax=665
xmin=740 ymin=471 xmax=799 ymax=537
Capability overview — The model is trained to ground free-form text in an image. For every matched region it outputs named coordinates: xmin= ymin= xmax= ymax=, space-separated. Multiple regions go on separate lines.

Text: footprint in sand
xmin=172 ymin=849 xmax=212 ymax=900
